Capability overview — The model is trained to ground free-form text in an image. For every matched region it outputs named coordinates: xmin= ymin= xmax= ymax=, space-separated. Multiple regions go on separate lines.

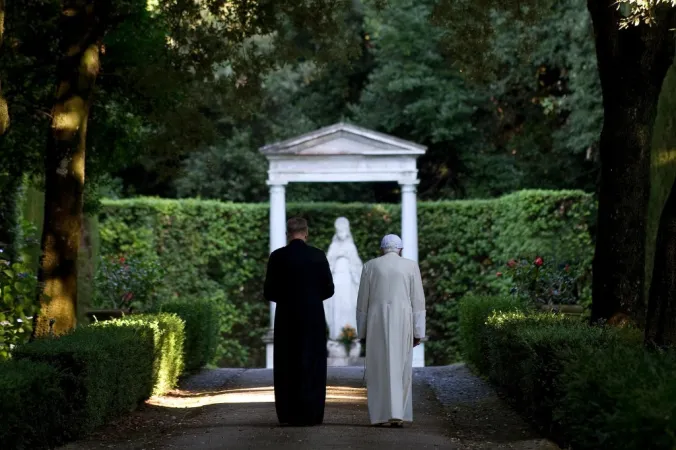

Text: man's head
xmin=380 ymin=234 xmax=403 ymax=256
xmin=287 ymin=217 xmax=309 ymax=241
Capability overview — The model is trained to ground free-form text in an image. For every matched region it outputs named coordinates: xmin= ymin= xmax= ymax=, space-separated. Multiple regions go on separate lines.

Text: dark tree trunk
xmin=33 ymin=1 xmax=109 ymax=337
xmin=587 ymin=1 xmax=676 ymax=326
xmin=0 ymin=0 xmax=8 ymax=135
xmin=646 ymin=179 xmax=676 ymax=346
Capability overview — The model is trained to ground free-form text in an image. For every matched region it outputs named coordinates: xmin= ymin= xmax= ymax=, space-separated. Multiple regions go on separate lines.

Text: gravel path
xmin=60 ymin=365 xmax=558 ymax=450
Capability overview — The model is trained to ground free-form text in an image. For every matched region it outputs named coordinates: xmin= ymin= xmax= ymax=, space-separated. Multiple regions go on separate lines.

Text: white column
xmin=400 ymin=183 xmax=419 ymax=261
xmin=400 ymin=182 xmax=424 ymax=367
xmin=266 ymin=182 xmax=287 ymax=368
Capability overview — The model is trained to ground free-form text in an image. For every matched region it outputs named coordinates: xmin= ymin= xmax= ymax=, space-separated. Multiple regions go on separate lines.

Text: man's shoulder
xmin=306 ymin=244 xmax=328 ymax=258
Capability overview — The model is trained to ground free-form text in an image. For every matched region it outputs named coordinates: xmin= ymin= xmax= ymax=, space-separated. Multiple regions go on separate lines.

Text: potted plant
xmin=337 ymin=325 xmax=358 ymax=357
xmin=500 ymin=256 xmax=585 ymax=317
xmin=88 ymin=254 xmax=164 ymax=322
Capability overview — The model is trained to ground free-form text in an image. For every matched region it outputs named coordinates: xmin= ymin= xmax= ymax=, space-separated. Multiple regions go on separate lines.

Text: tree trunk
xmin=33 ymin=2 xmax=107 ymax=337
xmin=646 ymin=178 xmax=676 ymax=346
xmin=0 ymin=0 xmax=9 ymax=135
xmin=587 ymin=1 xmax=676 ymax=326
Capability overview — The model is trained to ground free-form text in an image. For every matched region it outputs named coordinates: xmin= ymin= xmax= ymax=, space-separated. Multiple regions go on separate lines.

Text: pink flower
xmin=496 ymin=272 xmax=503 ymax=277
xmin=507 ymin=259 xmax=517 ymax=268
xmin=534 ymin=257 xmax=544 ymax=267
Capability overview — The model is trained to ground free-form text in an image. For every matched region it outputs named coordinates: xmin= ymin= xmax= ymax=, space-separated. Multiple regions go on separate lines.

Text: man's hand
xmin=413 ymin=337 xmax=421 ymax=347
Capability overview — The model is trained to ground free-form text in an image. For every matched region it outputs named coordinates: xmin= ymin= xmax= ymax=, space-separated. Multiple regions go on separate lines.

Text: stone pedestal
xmin=327 ymin=340 xmax=362 ymax=366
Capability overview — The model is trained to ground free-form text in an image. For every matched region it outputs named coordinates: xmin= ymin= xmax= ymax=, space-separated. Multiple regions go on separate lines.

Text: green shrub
xmin=97 ymin=190 xmax=595 ymax=366
xmin=14 ymin=324 xmax=155 ymax=438
xmin=558 ymin=345 xmax=676 ymax=450
xmin=0 ymin=359 xmax=68 ymax=450
xmin=458 ymin=295 xmax=525 ymax=371
xmin=460 ymin=296 xmax=674 ymax=449
xmin=160 ymin=299 xmax=219 ymax=372
xmin=96 ymin=313 xmax=185 ymax=395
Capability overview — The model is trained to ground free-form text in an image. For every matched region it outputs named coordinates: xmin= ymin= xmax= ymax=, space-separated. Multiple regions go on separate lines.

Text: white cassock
xmin=356 ymin=252 xmax=426 ymax=424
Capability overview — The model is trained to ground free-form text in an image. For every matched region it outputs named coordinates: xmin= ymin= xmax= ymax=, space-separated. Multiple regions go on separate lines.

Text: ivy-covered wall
xmin=97 ymin=190 xmax=595 ymax=367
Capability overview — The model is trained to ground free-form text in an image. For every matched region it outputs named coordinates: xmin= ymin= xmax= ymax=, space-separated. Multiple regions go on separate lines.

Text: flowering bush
xmin=93 ymin=254 xmax=165 ymax=311
xmin=501 ymin=256 xmax=580 ymax=306
xmin=0 ymin=250 xmax=38 ymax=360
xmin=337 ymin=325 xmax=358 ymax=355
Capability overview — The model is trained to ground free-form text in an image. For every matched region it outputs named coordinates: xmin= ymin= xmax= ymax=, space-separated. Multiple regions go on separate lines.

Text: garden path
xmin=60 ymin=365 xmax=559 ymax=450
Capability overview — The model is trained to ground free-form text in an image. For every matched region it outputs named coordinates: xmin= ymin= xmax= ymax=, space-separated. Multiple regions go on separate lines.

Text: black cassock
xmin=264 ymin=239 xmax=335 ymax=426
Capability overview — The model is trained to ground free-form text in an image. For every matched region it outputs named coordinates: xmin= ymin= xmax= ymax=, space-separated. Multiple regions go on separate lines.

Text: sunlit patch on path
xmin=60 ymin=367 xmax=558 ymax=450
xmin=148 ymin=385 xmax=366 ymax=408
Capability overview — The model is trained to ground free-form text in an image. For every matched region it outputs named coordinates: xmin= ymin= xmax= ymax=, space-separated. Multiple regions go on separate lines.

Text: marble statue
xmin=325 ymin=217 xmax=363 ymax=341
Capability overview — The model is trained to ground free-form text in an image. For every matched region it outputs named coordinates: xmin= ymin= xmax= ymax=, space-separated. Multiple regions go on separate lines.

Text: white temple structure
xmin=260 ymin=122 xmax=427 ymax=368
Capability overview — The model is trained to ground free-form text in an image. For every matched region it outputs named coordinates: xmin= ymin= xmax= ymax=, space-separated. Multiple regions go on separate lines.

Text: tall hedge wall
xmin=98 ymin=190 xmax=594 ymax=367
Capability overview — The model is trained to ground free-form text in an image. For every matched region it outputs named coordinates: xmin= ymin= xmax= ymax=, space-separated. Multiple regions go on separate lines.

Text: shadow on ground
xmin=60 ymin=366 xmax=558 ymax=450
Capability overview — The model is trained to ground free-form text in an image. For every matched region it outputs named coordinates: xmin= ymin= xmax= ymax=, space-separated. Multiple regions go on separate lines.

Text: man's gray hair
xmin=380 ymin=234 xmax=403 ymax=253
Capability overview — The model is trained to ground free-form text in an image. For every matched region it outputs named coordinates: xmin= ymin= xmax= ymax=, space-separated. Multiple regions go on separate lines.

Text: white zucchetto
xmin=380 ymin=234 xmax=403 ymax=251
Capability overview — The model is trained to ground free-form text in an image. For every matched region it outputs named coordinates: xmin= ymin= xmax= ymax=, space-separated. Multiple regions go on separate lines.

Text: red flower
xmin=507 ymin=259 xmax=517 ymax=268
xmin=564 ymin=264 xmax=570 ymax=272
xmin=122 ymin=292 xmax=134 ymax=302
xmin=496 ymin=272 xmax=503 ymax=277
xmin=119 ymin=256 xmax=126 ymax=264
xmin=534 ymin=257 xmax=544 ymax=267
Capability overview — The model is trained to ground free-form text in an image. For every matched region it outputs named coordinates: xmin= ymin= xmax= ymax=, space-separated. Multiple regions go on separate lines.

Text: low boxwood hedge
xmin=5 ymin=312 xmax=183 ymax=447
xmin=0 ymin=359 xmax=68 ymax=450
xmin=159 ymin=299 xmax=219 ymax=372
xmin=459 ymin=296 xmax=674 ymax=449
xmin=14 ymin=324 xmax=155 ymax=438
xmin=95 ymin=313 xmax=185 ymax=395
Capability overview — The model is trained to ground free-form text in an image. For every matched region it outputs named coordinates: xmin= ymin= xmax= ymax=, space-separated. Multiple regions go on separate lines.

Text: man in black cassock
xmin=264 ymin=217 xmax=335 ymax=426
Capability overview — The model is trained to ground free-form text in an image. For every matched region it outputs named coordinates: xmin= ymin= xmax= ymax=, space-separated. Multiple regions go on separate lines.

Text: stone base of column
xmin=413 ymin=341 xmax=425 ymax=367
xmin=263 ymin=328 xmax=274 ymax=369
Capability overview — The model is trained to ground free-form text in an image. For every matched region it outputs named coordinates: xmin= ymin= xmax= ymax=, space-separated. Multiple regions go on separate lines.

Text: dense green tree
xmin=31 ymin=0 xmax=363 ymax=336
xmin=0 ymin=0 xmax=8 ymax=135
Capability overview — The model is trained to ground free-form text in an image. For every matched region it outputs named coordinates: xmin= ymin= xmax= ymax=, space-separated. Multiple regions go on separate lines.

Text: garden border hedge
xmin=5 ymin=312 xmax=186 ymax=448
xmin=97 ymin=190 xmax=595 ymax=367
xmin=459 ymin=296 xmax=675 ymax=449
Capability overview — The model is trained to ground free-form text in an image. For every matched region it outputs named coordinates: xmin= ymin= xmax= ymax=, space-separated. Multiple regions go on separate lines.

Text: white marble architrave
xmin=260 ymin=122 xmax=427 ymax=369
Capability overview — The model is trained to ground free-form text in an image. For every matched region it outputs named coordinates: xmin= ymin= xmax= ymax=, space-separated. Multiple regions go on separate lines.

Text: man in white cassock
xmin=356 ymin=234 xmax=426 ymax=427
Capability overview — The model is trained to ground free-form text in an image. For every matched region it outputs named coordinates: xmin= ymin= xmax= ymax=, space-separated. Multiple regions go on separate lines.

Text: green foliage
xmin=558 ymin=344 xmax=676 ymax=450
xmin=458 ymin=295 xmax=526 ymax=372
xmin=0 ymin=246 xmax=38 ymax=360
xmin=4 ymin=312 xmax=188 ymax=447
xmin=159 ymin=299 xmax=220 ymax=372
xmin=459 ymin=296 xmax=676 ymax=449
xmin=93 ymin=253 xmax=165 ymax=311
xmin=503 ymin=256 xmax=582 ymax=306
xmin=168 ymin=0 xmax=602 ymax=203
xmin=14 ymin=324 xmax=155 ymax=438
xmin=95 ymin=313 xmax=185 ymax=396
xmin=98 ymin=190 xmax=594 ymax=366
xmin=0 ymin=359 xmax=68 ymax=450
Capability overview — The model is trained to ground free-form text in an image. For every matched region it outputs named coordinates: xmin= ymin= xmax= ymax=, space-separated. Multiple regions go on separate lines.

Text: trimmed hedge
xmin=459 ymin=296 xmax=675 ymax=449
xmin=95 ymin=313 xmax=185 ymax=395
xmin=458 ymin=295 xmax=526 ymax=373
xmin=4 ymin=313 xmax=187 ymax=447
xmin=160 ymin=299 xmax=219 ymax=372
xmin=97 ymin=189 xmax=595 ymax=366
xmin=14 ymin=324 xmax=155 ymax=438
xmin=0 ymin=359 xmax=68 ymax=450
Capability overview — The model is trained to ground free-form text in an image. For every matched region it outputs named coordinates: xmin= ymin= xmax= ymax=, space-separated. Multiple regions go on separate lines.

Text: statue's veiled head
xmin=334 ymin=217 xmax=351 ymax=241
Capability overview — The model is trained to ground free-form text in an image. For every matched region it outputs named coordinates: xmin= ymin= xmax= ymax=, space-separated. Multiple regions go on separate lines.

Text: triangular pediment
xmin=259 ymin=122 xmax=426 ymax=156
